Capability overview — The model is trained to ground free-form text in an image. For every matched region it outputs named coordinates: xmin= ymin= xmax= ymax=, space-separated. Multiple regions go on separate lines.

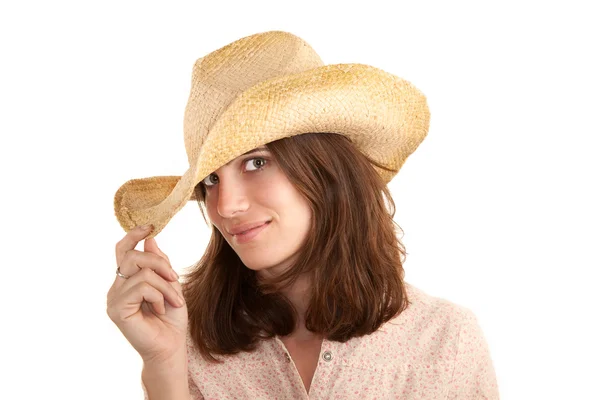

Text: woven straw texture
xmin=114 ymin=31 xmax=430 ymax=238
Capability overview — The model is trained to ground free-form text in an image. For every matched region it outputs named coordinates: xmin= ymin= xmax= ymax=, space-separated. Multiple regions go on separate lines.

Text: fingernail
xmin=140 ymin=224 xmax=152 ymax=231
xmin=171 ymin=270 xmax=179 ymax=280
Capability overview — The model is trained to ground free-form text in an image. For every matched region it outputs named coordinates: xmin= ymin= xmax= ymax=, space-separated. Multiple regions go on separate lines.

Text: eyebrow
xmin=224 ymin=146 xmax=269 ymax=166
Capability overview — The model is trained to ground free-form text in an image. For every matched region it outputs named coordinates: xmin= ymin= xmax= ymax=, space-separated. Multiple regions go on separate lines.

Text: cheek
xmin=256 ymin=178 xmax=295 ymax=209
xmin=203 ymin=193 xmax=220 ymax=225
xmin=264 ymin=182 xmax=312 ymax=228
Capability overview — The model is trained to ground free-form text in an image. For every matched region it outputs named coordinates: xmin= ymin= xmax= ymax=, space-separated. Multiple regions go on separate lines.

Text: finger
xmin=144 ymin=238 xmax=178 ymax=282
xmin=166 ymin=276 xmax=185 ymax=303
xmin=115 ymin=225 xmax=154 ymax=268
xmin=119 ymin=268 xmax=185 ymax=309
xmin=119 ymin=282 xmax=167 ymax=318
xmin=107 ymin=281 xmax=165 ymax=322
xmin=144 ymin=238 xmax=173 ymax=278
xmin=144 ymin=238 xmax=171 ymax=263
xmin=118 ymin=250 xmax=178 ymax=283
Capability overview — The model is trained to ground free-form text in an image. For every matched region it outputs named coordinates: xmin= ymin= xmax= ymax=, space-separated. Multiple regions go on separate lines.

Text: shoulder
xmin=390 ymin=282 xmax=473 ymax=329
xmin=364 ymin=282 xmax=482 ymax=363
xmin=317 ymin=282 xmax=490 ymax=376
xmin=400 ymin=281 xmax=476 ymax=326
xmin=396 ymin=284 xmax=499 ymax=397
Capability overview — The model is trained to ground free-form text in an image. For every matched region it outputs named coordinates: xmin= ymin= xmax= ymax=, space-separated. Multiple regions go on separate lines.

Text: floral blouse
xmin=143 ymin=282 xmax=499 ymax=399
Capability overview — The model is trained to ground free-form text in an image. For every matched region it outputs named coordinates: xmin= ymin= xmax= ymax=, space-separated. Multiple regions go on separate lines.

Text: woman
xmin=108 ymin=31 xmax=499 ymax=399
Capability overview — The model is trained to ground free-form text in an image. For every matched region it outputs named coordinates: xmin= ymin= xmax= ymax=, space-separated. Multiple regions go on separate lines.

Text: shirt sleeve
xmin=188 ymin=374 xmax=205 ymax=400
xmin=447 ymin=308 xmax=499 ymax=399
xmin=141 ymin=370 xmax=204 ymax=400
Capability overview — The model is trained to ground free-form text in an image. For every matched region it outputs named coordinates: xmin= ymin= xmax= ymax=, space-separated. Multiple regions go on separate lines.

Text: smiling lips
xmin=229 ymin=221 xmax=271 ymax=244
xmin=228 ymin=221 xmax=269 ymax=235
xmin=237 ymin=225 xmax=263 ymax=235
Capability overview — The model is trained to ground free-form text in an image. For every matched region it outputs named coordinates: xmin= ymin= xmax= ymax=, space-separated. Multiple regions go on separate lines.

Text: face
xmin=202 ymin=146 xmax=312 ymax=278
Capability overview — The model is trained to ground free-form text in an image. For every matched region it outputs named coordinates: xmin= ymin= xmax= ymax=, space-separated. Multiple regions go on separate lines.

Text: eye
xmin=244 ymin=157 xmax=267 ymax=171
xmin=202 ymin=157 xmax=267 ymax=188
xmin=202 ymin=173 xmax=219 ymax=187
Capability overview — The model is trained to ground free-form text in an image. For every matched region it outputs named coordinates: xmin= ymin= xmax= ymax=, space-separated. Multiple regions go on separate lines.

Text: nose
xmin=216 ymin=177 xmax=250 ymax=218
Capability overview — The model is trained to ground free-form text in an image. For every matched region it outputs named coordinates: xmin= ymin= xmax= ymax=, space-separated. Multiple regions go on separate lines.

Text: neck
xmin=257 ymin=269 xmax=317 ymax=339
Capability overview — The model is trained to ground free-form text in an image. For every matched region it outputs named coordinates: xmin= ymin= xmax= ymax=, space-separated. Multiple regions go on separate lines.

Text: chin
xmin=238 ymin=251 xmax=294 ymax=275
xmin=240 ymin=256 xmax=277 ymax=271
xmin=238 ymin=250 xmax=280 ymax=271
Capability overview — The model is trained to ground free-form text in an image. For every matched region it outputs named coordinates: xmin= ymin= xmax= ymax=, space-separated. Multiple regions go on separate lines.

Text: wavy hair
xmin=182 ymin=133 xmax=410 ymax=362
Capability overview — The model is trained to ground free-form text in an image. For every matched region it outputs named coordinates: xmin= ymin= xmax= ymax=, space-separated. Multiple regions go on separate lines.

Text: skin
xmin=202 ymin=146 xmax=316 ymax=338
xmin=108 ymin=226 xmax=190 ymax=398
xmin=109 ymin=227 xmax=187 ymax=360
xmin=108 ymin=146 xmax=321 ymax=396
xmin=203 ymin=146 xmax=323 ymax=392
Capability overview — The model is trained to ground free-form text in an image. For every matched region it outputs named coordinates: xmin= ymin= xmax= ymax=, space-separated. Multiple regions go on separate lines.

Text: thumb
xmin=144 ymin=237 xmax=170 ymax=263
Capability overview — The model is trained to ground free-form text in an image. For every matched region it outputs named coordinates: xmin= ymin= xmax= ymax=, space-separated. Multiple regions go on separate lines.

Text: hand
xmin=107 ymin=225 xmax=188 ymax=365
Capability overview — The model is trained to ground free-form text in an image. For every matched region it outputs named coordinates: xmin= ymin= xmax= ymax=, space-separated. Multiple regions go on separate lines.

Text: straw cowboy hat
xmin=113 ymin=30 xmax=430 ymax=239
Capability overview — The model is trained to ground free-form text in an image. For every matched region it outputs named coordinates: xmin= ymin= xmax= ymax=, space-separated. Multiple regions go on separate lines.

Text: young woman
xmin=108 ymin=31 xmax=498 ymax=399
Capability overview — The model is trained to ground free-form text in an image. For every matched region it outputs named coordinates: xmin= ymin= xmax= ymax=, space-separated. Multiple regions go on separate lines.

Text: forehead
xmin=223 ymin=146 xmax=269 ymax=167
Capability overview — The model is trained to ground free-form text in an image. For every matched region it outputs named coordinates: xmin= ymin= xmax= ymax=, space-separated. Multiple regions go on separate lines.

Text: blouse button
xmin=322 ymin=351 xmax=333 ymax=362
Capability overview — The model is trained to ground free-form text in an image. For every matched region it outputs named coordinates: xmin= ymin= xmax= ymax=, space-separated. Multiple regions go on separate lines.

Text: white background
xmin=1 ymin=1 xmax=598 ymax=399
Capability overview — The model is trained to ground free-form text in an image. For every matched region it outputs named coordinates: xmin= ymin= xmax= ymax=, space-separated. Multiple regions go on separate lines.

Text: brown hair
xmin=182 ymin=133 xmax=410 ymax=362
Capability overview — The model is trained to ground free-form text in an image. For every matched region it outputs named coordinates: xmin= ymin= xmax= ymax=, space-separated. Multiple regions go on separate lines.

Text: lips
xmin=237 ymin=225 xmax=263 ymax=235
xmin=228 ymin=221 xmax=271 ymax=236
xmin=231 ymin=221 xmax=271 ymax=244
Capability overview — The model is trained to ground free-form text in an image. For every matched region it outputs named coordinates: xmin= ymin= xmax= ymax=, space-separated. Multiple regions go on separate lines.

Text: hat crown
xmin=183 ymin=31 xmax=324 ymax=167
xmin=114 ymin=30 xmax=430 ymax=238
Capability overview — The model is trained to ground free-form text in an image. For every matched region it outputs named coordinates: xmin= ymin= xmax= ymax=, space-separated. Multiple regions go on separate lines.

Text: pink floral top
xmin=143 ymin=282 xmax=499 ymax=399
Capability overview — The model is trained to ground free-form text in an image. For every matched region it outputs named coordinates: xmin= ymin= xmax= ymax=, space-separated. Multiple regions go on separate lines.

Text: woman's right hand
xmin=107 ymin=225 xmax=188 ymax=365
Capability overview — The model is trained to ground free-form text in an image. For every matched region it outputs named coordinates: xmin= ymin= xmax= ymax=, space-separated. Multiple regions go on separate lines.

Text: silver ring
xmin=116 ymin=266 xmax=131 ymax=279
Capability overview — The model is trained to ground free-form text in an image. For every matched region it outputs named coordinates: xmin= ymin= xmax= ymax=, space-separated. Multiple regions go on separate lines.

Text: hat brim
xmin=114 ymin=63 xmax=429 ymax=238
xmin=114 ymin=167 xmax=200 ymax=237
